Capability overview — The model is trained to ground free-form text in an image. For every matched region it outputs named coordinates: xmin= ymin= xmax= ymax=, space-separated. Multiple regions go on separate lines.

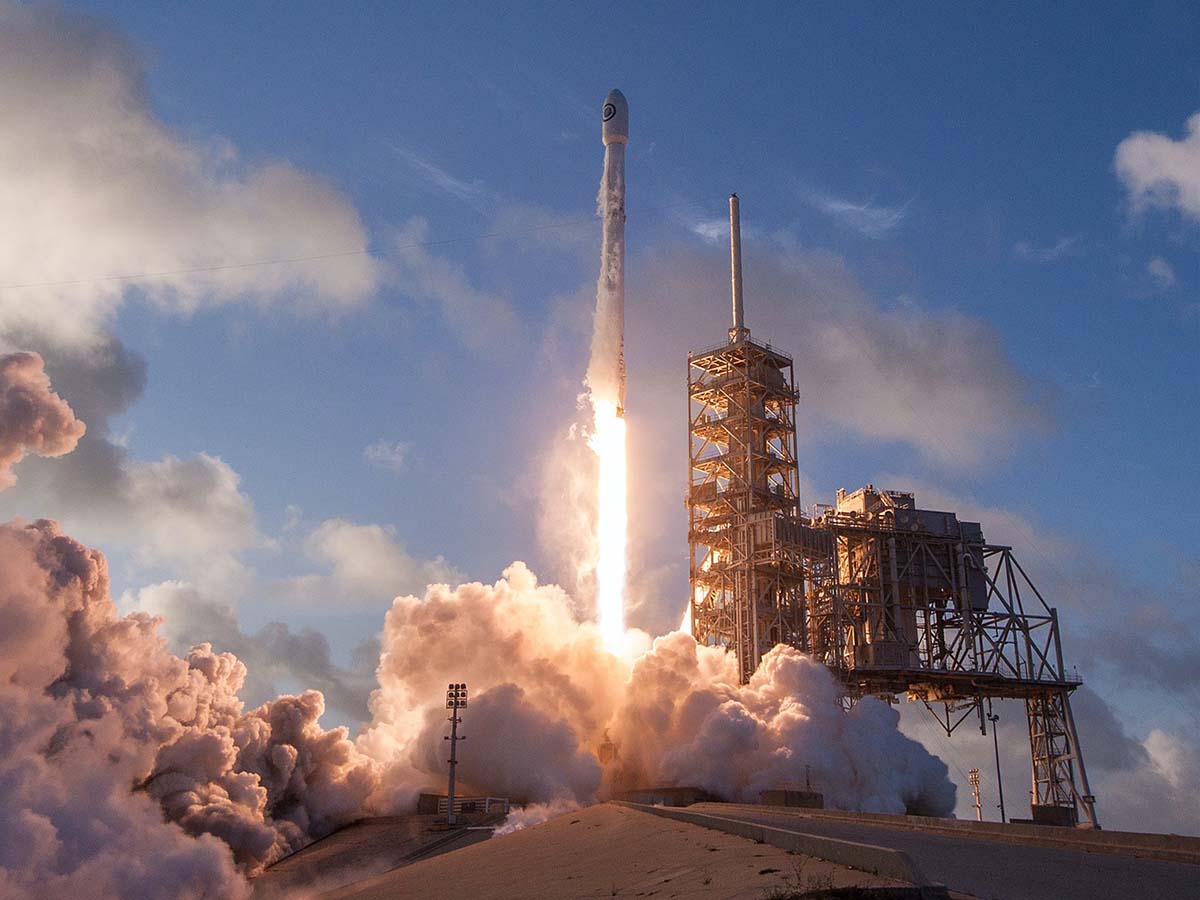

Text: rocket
xmin=601 ymin=88 xmax=629 ymax=149
xmin=600 ymin=89 xmax=628 ymax=417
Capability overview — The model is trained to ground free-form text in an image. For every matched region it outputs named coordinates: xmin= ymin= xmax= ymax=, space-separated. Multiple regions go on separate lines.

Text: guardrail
xmin=436 ymin=796 xmax=510 ymax=816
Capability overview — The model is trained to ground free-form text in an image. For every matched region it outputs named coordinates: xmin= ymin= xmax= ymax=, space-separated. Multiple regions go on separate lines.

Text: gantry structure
xmin=687 ymin=333 xmax=811 ymax=683
xmin=687 ymin=195 xmax=1099 ymax=828
xmin=688 ymin=194 xmax=824 ymax=684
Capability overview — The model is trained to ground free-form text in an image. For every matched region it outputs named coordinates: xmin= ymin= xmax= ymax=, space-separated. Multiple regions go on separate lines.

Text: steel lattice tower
xmin=688 ymin=194 xmax=808 ymax=684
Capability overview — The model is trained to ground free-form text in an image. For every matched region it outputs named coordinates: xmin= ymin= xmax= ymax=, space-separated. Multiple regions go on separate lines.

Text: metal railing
xmin=436 ymin=796 xmax=510 ymax=816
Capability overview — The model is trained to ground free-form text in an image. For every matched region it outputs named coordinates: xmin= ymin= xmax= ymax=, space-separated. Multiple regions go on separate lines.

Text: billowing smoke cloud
xmin=536 ymin=417 xmax=602 ymax=610
xmin=0 ymin=518 xmax=378 ymax=897
xmin=358 ymin=563 xmax=626 ymax=809
xmin=0 ymin=511 xmax=956 ymax=899
xmin=0 ymin=335 xmax=264 ymax=595
xmin=128 ymin=579 xmax=379 ymax=725
xmin=361 ymin=564 xmax=955 ymax=816
xmin=609 ymin=633 xmax=955 ymax=814
xmin=0 ymin=351 xmax=85 ymax=488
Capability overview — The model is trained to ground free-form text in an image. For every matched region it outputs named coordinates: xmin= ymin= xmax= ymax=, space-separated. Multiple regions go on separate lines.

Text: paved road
xmin=690 ymin=806 xmax=1199 ymax=900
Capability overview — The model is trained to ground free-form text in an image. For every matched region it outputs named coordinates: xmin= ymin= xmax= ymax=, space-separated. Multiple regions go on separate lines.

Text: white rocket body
xmin=598 ymin=89 xmax=628 ymax=417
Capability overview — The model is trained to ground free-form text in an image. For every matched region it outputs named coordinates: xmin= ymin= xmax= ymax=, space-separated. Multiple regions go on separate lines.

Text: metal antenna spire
xmin=729 ymin=193 xmax=749 ymax=342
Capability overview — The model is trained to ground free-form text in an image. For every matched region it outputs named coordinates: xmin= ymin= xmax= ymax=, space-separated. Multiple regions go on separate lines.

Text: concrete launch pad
xmin=252 ymin=813 xmax=498 ymax=899
xmin=288 ymin=803 xmax=913 ymax=900
xmin=262 ymin=802 xmax=1200 ymax=900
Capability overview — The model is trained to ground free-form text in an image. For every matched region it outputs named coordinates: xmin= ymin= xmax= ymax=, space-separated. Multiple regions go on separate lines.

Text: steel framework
xmin=687 ymin=334 xmax=811 ymax=684
xmin=805 ymin=490 xmax=1098 ymax=827
xmin=685 ymin=195 xmax=1099 ymax=828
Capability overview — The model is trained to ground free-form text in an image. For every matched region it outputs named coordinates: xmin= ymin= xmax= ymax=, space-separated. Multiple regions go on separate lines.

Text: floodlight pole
xmin=445 ymin=683 xmax=467 ymax=826
xmin=969 ymin=768 xmax=982 ymax=822
xmin=988 ymin=701 xmax=1006 ymax=823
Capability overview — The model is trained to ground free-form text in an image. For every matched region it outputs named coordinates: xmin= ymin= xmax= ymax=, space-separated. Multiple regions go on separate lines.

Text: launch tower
xmin=688 ymin=195 xmax=819 ymax=684
xmin=686 ymin=196 xmax=1099 ymax=828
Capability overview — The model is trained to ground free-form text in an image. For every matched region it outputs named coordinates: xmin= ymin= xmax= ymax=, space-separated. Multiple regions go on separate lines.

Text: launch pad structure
xmin=687 ymin=195 xmax=1099 ymax=828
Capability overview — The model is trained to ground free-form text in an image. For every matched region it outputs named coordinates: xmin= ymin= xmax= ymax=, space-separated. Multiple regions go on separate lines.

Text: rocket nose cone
xmin=602 ymin=89 xmax=629 ymax=146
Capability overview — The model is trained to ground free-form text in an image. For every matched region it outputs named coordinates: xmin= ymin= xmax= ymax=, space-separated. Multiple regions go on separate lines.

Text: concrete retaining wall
xmin=697 ymin=803 xmax=1200 ymax=865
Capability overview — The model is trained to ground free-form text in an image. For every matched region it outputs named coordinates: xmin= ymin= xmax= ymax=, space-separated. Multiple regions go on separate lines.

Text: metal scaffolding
xmin=685 ymin=195 xmax=1099 ymax=828
xmin=687 ymin=333 xmax=810 ymax=683
xmin=806 ymin=488 xmax=1098 ymax=827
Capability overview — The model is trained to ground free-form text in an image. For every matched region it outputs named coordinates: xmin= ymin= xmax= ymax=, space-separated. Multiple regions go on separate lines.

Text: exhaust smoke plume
xmin=0 ymin=351 xmax=85 ymax=488
xmin=362 ymin=565 xmax=956 ymax=817
xmin=0 ymin=469 xmax=954 ymax=897
xmin=0 ymin=517 xmax=377 ymax=898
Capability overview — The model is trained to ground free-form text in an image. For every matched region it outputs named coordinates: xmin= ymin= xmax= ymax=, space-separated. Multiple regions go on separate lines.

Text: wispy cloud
xmin=387 ymin=217 xmax=519 ymax=353
xmin=687 ymin=218 xmax=727 ymax=244
xmin=393 ymin=146 xmax=496 ymax=205
xmin=364 ymin=439 xmax=411 ymax=473
xmin=1013 ymin=235 xmax=1079 ymax=262
xmin=793 ymin=182 xmax=909 ymax=238
xmin=675 ymin=206 xmax=763 ymax=246
xmin=1146 ymin=256 xmax=1177 ymax=290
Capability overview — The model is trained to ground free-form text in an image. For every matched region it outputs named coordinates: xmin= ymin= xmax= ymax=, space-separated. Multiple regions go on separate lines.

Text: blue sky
xmin=0 ymin=1 xmax=1196 ymax=829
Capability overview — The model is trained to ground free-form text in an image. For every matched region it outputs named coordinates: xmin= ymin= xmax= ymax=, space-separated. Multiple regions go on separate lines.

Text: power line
xmin=0 ymin=248 xmax=371 ymax=291
xmin=0 ymin=200 xmax=704 ymax=292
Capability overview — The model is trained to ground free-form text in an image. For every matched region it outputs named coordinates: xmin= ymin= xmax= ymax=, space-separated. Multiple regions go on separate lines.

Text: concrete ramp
xmin=253 ymin=814 xmax=494 ymax=899
xmin=309 ymin=803 xmax=917 ymax=900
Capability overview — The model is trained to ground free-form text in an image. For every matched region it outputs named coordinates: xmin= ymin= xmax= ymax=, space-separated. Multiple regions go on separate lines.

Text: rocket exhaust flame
xmin=588 ymin=89 xmax=630 ymax=653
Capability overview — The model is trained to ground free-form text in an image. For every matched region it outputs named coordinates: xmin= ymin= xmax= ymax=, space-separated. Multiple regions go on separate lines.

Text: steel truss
xmin=684 ymin=196 xmax=1097 ymax=827
xmin=689 ymin=466 xmax=1100 ymax=826
xmin=687 ymin=335 xmax=808 ymax=684
xmin=805 ymin=510 xmax=1099 ymax=828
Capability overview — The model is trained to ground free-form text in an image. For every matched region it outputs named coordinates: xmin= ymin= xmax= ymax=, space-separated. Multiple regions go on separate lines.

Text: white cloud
xmin=687 ymin=218 xmax=728 ymax=244
xmin=123 ymin=453 xmax=261 ymax=564
xmin=1146 ymin=256 xmax=1177 ymax=290
xmin=282 ymin=503 xmax=304 ymax=532
xmin=393 ymin=146 xmax=496 ymax=205
xmin=127 ymin=579 xmax=377 ymax=723
xmin=1115 ymin=111 xmax=1200 ymax=221
xmin=276 ymin=518 xmax=461 ymax=609
xmin=1013 ymin=235 xmax=1079 ymax=262
xmin=0 ymin=351 xmax=85 ymax=488
xmin=0 ymin=340 xmax=261 ymax=590
xmin=364 ymin=439 xmax=412 ymax=473
xmin=630 ymin=240 xmax=1047 ymax=469
xmin=794 ymin=183 xmax=908 ymax=238
xmin=0 ymin=2 xmax=377 ymax=350
xmin=388 ymin=217 xmax=520 ymax=351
